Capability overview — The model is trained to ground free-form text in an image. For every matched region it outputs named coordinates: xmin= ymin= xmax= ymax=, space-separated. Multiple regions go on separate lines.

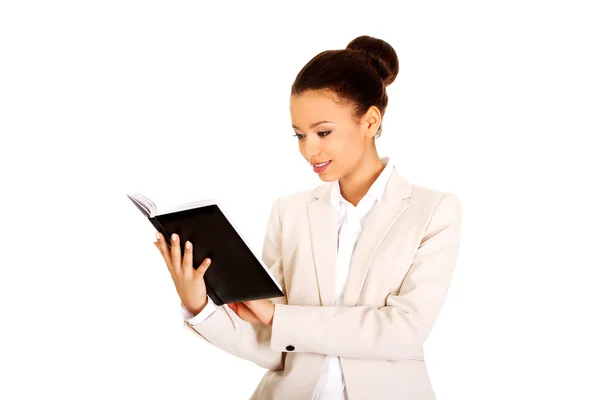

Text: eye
xmin=292 ymin=131 xmax=331 ymax=140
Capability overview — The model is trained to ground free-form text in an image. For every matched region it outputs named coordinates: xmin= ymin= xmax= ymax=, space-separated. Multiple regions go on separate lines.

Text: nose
xmin=302 ymin=135 xmax=321 ymax=162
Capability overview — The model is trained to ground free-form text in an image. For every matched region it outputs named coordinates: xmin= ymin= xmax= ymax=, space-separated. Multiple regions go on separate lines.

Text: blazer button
xmin=286 ymin=345 xmax=295 ymax=351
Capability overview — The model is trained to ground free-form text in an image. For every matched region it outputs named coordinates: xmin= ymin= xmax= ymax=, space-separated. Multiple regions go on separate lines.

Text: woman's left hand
xmin=228 ymin=299 xmax=275 ymax=326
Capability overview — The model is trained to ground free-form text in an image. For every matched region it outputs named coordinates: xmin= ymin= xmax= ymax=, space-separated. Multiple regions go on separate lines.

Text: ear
xmin=361 ymin=105 xmax=382 ymax=139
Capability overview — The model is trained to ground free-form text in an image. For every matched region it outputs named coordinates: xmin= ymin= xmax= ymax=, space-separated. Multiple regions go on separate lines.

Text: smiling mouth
xmin=311 ymin=160 xmax=332 ymax=173
xmin=311 ymin=160 xmax=331 ymax=168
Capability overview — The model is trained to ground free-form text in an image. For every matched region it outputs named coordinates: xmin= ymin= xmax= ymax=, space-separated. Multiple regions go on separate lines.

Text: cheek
xmin=330 ymin=133 xmax=363 ymax=160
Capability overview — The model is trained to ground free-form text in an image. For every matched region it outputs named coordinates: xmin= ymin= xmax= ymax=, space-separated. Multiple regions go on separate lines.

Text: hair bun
xmin=346 ymin=35 xmax=399 ymax=86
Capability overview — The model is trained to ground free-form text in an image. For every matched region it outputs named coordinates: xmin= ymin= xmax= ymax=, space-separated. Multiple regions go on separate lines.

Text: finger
xmin=235 ymin=302 xmax=262 ymax=324
xmin=170 ymin=233 xmax=182 ymax=272
xmin=243 ymin=300 xmax=273 ymax=324
xmin=154 ymin=232 xmax=174 ymax=274
xmin=243 ymin=300 xmax=260 ymax=316
xmin=228 ymin=302 xmax=244 ymax=318
xmin=195 ymin=257 xmax=212 ymax=278
xmin=182 ymin=240 xmax=194 ymax=275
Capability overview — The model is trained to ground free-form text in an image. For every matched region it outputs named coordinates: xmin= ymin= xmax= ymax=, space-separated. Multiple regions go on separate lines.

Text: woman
xmin=154 ymin=35 xmax=462 ymax=400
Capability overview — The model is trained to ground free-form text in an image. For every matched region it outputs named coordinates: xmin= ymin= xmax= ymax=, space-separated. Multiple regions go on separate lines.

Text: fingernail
xmin=171 ymin=233 xmax=177 ymax=242
xmin=185 ymin=241 xmax=191 ymax=250
xmin=205 ymin=258 xmax=211 ymax=265
xmin=156 ymin=232 xmax=161 ymax=241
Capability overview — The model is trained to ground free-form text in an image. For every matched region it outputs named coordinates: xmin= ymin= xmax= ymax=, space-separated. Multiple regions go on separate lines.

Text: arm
xmin=269 ymin=193 xmax=462 ymax=361
xmin=183 ymin=197 xmax=287 ymax=371
xmin=181 ymin=297 xmax=217 ymax=324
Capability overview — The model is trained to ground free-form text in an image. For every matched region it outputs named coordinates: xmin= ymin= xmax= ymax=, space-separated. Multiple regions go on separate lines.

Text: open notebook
xmin=127 ymin=192 xmax=285 ymax=310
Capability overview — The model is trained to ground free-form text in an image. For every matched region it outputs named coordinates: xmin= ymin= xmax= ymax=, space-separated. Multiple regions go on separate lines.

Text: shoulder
xmin=409 ymin=182 xmax=462 ymax=225
xmin=410 ymin=182 xmax=460 ymax=208
xmin=266 ymin=181 xmax=333 ymax=223
xmin=268 ymin=177 xmax=460 ymax=223
xmin=274 ymin=182 xmax=331 ymax=213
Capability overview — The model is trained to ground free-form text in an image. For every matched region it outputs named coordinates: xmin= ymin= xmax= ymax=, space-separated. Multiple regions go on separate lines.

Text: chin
xmin=311 ymin=161 xmax=341 ymax=182
xmin=318 ymin=176 xmax=337 ymax=183
xmin=316 ymin=171 xmax=340 ymax=182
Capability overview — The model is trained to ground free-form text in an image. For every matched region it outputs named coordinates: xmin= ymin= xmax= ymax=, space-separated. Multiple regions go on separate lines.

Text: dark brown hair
xmin=291 ymin=35 xmax=399 ymax=138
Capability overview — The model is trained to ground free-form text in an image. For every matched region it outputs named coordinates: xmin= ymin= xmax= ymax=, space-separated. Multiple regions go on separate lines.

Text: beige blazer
xmin=183 ymin=167 xmax=462 ymax=400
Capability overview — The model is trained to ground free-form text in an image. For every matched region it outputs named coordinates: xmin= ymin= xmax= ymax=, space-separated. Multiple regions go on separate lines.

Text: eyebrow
xmin=291 ymin=120 xmax=334 ymax=130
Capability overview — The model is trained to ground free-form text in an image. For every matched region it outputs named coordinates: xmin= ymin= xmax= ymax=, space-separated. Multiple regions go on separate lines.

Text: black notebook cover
xmin=127 ymin=193 xmax=285 ymax=306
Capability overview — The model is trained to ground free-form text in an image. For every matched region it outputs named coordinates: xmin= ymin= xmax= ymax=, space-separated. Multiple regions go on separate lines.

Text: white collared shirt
xmin=314 ymin=156 xmax=394 ymax=400
xmin=181 ymin=157 xmax=396 ymax=400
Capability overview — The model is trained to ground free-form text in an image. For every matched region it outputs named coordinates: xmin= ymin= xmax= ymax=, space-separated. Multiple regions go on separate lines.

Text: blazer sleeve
xmin=182 ymin=197 xmax=287 ymax=371
xmin=269 ymin=193 xmax=462 ymax=361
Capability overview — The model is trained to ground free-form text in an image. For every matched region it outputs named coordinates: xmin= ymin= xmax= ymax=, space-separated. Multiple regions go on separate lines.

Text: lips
xmin=311 ymin=160 xmax=331 ymax=173
xmin=311 ymin=160 xmax=331 ymax=168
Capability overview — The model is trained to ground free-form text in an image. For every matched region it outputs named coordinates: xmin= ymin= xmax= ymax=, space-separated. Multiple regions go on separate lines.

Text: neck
xmin=339 ymin=151 xmax=385 ymax=207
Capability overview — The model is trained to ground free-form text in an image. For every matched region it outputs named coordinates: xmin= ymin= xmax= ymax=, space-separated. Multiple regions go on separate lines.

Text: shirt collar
xmin=330 ymin=156 xmax=395 ymax=212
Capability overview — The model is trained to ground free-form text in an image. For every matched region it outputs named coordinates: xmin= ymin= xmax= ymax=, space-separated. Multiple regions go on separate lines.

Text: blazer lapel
xmin=307 ymin=183 xmax=338 ymax=306
xmin=341 ymin=169 xmax=413 ymax=306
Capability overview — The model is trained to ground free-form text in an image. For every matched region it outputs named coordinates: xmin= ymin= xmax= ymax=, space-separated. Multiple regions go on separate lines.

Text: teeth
xmin=315 ymin=161 xmax=330 ymax=167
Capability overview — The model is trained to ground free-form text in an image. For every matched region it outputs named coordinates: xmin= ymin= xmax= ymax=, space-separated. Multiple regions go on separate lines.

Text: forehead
xmin=290 ymin=90 xmax=352 ymax=125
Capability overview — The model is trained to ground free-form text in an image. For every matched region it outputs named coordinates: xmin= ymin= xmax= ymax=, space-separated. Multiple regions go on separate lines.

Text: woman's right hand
xmin=153 ymin=232 xmax=213 ymax=315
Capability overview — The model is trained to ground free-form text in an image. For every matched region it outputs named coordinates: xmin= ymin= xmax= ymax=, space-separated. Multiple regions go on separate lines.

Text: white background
xmin=1 ymin=1 xmax=599 ymax=399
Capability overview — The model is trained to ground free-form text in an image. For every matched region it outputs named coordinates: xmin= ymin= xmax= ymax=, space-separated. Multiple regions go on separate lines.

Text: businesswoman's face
xmin=290 ymin=89 xmax=381 ymax=182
